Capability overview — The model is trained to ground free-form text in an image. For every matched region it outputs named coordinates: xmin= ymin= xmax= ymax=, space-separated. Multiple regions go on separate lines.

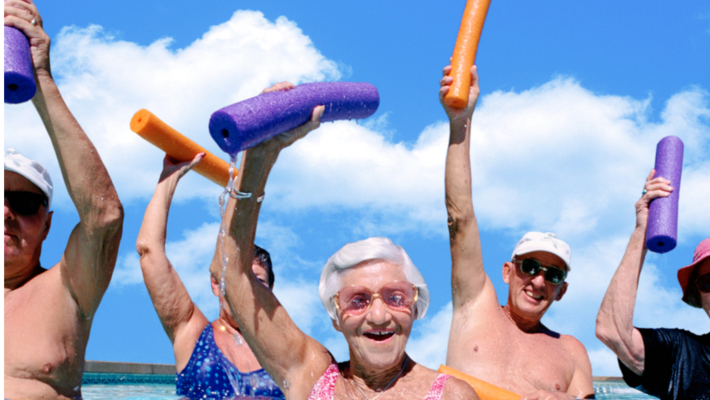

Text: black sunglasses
xmin=515 ymin=258 xmax=567 ymax=285
xmin=4 ymin=191 xmax=48 ymax=216
xmin=697 ymin=273 xmax=710 ymax=294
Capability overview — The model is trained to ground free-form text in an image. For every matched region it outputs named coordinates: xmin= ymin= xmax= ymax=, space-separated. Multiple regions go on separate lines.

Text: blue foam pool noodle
xmin=209 ymin=82 xmax=379 ymax=155
xmin=4 ymin=26 xmax=36 ymax=104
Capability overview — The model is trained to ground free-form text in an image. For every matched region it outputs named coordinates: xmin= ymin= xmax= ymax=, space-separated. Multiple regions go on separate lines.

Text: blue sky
xmin=5 ymin=0 xmax=710 ymax=377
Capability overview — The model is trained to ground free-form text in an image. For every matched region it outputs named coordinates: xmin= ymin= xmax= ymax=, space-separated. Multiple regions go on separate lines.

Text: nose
xmin=530 ymin=272 xmax=546 ymax=288
xmin=4 ymin=198 xmax=15 ymax=220
xmin=365 ymin=297 xmax=391 ymax=325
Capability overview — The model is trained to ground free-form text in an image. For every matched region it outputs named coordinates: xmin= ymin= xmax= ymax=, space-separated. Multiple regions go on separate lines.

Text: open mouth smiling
xmin=363 ymin=330 xmax=395 ymax=342
xmin=525 ymin=290 xmax=543 ymax=301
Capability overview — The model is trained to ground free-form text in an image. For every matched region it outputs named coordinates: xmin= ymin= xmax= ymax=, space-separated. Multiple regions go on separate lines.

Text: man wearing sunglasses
xmin=4 ymin=1 xmax=124 ymax=398
xmin=439 ymin=64 xmax=595 ymax=399
xmin=596 ymin=173 xmax=710 ymax=399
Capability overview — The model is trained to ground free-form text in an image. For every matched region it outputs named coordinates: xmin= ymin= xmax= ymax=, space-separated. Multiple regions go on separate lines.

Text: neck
xmin=348 ymin=353 xmax=409 ymax=392
xmin=4 ymin=261 xmax=44 ymax=290
xmin=503 ymin=304 xmax=543 ymax=333
xmin=214 ymin=316 xmax=241 ymax=335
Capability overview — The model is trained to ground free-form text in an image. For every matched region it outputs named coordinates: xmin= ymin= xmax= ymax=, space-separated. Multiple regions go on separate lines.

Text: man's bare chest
xmin=4 ymin=280 xmax=87 ymax=383
xmin=449 ymin=324 xmax=575 ymax=393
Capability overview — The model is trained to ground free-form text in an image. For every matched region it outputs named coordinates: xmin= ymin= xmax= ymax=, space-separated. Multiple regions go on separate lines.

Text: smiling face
xmin=503 ymin=251 xmax=568 ymax=324
xmin=333 ymin=260 xmax=413 ymax=370
xmin=4 ymin=171 xmax=52 ymax=279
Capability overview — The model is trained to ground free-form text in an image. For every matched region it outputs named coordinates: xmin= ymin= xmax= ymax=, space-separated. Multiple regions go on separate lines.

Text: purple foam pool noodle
xmin=4 ymin=26 xmax=36 ymax=104
xmin=646 ymin=136 xmax=684 ymax=254
xmin=209 ymin=82 xmax=379 ymax=155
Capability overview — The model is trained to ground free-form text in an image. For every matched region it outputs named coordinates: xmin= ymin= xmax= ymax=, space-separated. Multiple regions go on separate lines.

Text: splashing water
xmin=218 ymin=156 xmax=239 ymax=312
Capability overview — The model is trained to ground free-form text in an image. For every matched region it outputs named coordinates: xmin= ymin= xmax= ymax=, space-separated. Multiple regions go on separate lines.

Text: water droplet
xmin=283 ymin=379 xmax=289 ymax=390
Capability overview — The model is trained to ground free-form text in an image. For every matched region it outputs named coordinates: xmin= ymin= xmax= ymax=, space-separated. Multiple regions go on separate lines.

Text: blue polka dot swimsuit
xmin=176 ymin=324 xmax=285 ymax=399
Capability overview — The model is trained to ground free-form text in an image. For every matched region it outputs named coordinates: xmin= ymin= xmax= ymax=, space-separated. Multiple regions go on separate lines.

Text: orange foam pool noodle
xmin=439 ymin=365 xmax=520 ymax=400
xmin=130 ymin=109 xmax=234 ymax=187
xmin=444 ymin=0 xmax=491 ymax=108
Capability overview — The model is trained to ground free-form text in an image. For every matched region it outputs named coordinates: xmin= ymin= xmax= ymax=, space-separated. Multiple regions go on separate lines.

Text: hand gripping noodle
xmin=4 ymin=26 xmax=36 ymax=104
xmin=438 ymin=365 xmax=520 ymax=400
xmin=444 ymin=0 xmax=491 ymax=108
xmin=646 ymin=135 xmax=684 ymax=253
xmin=130 ymin=109 xmax=234 ymax=187
xmin=209 ymin=82 xmax=379 ymax=155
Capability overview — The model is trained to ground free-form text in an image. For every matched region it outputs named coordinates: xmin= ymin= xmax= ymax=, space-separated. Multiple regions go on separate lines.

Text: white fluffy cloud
xmin=268 ymin=79 xmax=710 ymax=243
xmin=5 ymin=10 xmax=339 ymax=208
xmin=114 ymin=222 xmax=221 ymax=316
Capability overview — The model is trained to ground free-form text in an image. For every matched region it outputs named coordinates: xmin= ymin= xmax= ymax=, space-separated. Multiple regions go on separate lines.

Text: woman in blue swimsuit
xmin=137 ymin=153 xmax=284 ymax=400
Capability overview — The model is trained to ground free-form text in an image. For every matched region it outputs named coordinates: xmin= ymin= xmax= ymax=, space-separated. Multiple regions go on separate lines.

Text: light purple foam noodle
xmin=646 ymin=135 xmax=684 ymax=254
xmin=4 ymin=26 xmax=36 ymax=104
xmin=209 ymin=82 xmax=379 ymax=155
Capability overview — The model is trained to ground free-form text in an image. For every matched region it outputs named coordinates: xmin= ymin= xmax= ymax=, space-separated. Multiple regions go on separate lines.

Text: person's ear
xmin=331 ymin=318 xmax=341 ymax=332
xmin=555 ymin=282 xmax=568 ymax=301
xmin=42 ymin=211 xmax=53 ymax=240
xmin=211 ymin=275 xmax=221 ymax=297
xmin=502 ymin=261 xmax=513 ymax=284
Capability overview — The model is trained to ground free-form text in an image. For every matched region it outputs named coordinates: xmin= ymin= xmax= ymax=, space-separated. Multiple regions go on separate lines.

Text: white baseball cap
xmin=4 ymin=148 xmax=53 ymax=209
xmin=511 ymin=232 xmax=571 ymax=271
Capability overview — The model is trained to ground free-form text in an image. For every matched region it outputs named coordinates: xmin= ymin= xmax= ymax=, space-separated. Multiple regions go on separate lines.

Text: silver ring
xmin=31 ymin=18 xmax=37 ymax=26
xmin=642 ymin=189 xmax=647 ymax=196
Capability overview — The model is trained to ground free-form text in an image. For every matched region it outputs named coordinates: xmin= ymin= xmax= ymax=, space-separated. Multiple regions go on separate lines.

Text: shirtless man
xmin=4 ymin=1 xmax=124 ymax=398
xmin=439 ymin=64 xmax=595 ymax=399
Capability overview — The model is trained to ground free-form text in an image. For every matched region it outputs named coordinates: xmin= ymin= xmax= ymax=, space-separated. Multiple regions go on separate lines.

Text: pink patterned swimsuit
xmin=308 ymin=364 xmax=451 ymax=400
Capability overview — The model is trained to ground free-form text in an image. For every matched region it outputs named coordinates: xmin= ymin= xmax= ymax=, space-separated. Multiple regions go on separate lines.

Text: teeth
xmin=525 ymin=290 xmax=542 ymax=300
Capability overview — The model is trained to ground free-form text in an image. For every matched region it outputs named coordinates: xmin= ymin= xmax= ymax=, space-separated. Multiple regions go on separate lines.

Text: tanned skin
xmin=4 ymin=1 xmax=123 ymax=398
xmin=136 ymin=153 xmax=274 ymax=376
xmin=213 ymin=82 xmax=478 ymax=400
xmin=440 ymin=65 xmax=595 ymax=400
xmin=595 ymin=172 xmax=710 ymax=375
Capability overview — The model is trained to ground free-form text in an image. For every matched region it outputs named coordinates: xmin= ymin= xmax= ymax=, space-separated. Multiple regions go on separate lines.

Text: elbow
xmin=88 ymin=197 xmax=124 ymax=232
xmin=595 ymin=312 xmax=618 ymax=349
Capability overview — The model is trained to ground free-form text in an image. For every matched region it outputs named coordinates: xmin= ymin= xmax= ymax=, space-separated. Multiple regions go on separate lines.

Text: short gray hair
xmin=318 ymin=237 xmax=430 ymax=321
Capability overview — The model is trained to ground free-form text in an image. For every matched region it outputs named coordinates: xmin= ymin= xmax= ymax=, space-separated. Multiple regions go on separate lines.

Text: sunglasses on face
xmin=4 ymin=191 xmax=48 ymax=216
xmin=696 ymin=273 xmax=710 ymax=293
xmin=514 ymin=258 xmax=567 ymax=285
xmin=334 ymin=281 xmax=418 ymax=316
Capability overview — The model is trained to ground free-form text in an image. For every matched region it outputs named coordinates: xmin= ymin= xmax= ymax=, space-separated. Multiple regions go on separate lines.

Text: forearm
xmin=32 ymin=74 xmax=122 ymax=222
xmin=137 ymin=179 xmax=179 ymax=258
xmin=596 ymin=225 xmax=647 ymax=365
xmin=445 ymin=118 xmax=485 ymax=307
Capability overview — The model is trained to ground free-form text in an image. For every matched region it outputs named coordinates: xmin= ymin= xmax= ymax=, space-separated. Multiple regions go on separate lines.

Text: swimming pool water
xmin=81 ymin=380 xmax=656 ymax=400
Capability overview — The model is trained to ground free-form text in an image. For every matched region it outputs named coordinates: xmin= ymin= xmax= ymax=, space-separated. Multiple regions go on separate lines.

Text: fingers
xmin=442 ymin=65 xmax=452 ymax=77
xmin=645 ymin=169 xmax=655 ymax=182
xmin=642 ymin=177 xmax=673 ymax=201
xmin=187 ymin=152 xmax=206 ymax=169
xmin=262 ymin=81 xmax=295 ymax=94
xmin=440 ymin=75 xmax=454 ymax=88
xmin=4 ymin=0 xmax=41 ymax=30
xmin=275 ymin=105 xmax=324 ymax=149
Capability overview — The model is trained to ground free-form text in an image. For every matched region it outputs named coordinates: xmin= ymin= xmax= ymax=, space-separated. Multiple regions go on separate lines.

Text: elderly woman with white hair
xmin=213 ymin=85 xmax=478 ymax=400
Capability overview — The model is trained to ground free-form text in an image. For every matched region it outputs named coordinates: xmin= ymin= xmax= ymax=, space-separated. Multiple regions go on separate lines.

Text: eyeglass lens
xmin=4 ymin=192 xmax=47 ymax=216
xmin=520 ymin=259 xmax=565 ymax=285
xmin=338 ymin=282 xmax=415 ymax=315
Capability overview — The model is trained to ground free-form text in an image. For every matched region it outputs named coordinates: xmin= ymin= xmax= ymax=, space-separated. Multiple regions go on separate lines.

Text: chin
xmin=353 ymin=338 xmax=406 ymax=368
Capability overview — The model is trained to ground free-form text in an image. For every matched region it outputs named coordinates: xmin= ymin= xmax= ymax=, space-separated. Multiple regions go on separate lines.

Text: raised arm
xmin=596 ymin=171 xmax=672 ymax=376
xmin=136 ymin=154 xmax=209 ymax=370
xmin=439 ymin=65 xmax=490 ymax=309
xmin=5 ymin=0 xmax=124 ymax=317
xmin=218 ymin=94 xmax=331 ymax=399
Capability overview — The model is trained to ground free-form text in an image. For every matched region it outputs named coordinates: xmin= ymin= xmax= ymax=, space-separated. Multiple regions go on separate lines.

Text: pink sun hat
xmin=678 ymin=238 xmax=710 ymax=307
